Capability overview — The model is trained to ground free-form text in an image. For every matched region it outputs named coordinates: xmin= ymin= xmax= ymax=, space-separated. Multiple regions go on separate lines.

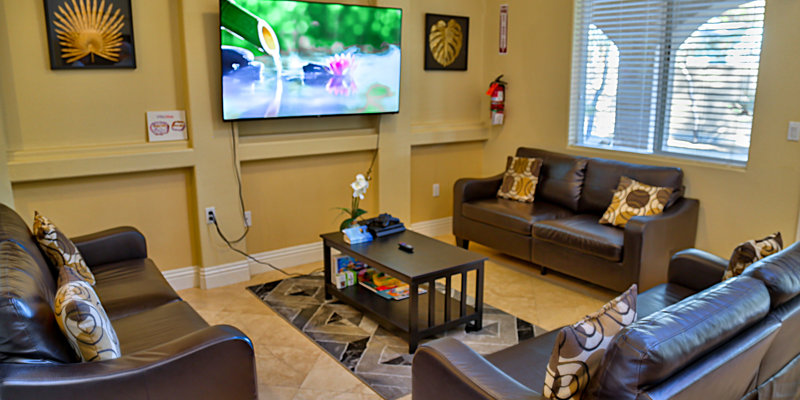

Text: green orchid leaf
xmin=340 ymin=218 xmax=355 ymax=231
xmin=353 ymin=209 xmax=367 ymax=218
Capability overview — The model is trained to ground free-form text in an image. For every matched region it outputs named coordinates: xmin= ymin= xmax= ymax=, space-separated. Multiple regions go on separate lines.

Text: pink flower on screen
xmin=327 ymin=53 xmax=356 ymax=76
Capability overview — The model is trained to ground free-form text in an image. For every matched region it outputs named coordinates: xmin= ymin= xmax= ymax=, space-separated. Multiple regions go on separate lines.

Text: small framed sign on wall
xmin=43 ymin=0 xmax=136 ymax=69
xmin=424 ymin=13 xmax=469 ymax=71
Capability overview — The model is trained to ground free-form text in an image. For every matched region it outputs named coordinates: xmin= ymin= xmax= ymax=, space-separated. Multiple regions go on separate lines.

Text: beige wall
xmin=411 ymin=142 xmax=484 ymax=222
xmin=4 ymin=0 xmax=798 ymax=274
xmin=241 ymin=151 xmax=380 ymax=254
xmin=0 ymin=0 xmax=490 ymax=277
xmin=482 ymin=0 xmax=800 ymax=257
xmin=12 ymin=169 xmax=196 ymax=271
xmin=1 ymin=1 xmax=185 ymax=151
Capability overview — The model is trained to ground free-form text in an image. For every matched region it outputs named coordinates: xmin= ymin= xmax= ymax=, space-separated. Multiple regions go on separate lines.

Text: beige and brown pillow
xmin=599 ymin=177 xmax=673 ymax=228
xmin=33 ymin=212 xmax=95 ymax=285
xmin=543 ymin=284 xmax=637 ymax=399
xmin=723 ymin=232 xmax=783 ymax=281
xmin=497 ymin=156 xmax=543 ymax=203
xmin=54 ymin=279 xmax=121 ymax=362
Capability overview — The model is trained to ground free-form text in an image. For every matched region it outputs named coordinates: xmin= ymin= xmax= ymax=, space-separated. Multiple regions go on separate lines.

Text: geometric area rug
xmin=247 ymin=273 xmax=548 ymax=399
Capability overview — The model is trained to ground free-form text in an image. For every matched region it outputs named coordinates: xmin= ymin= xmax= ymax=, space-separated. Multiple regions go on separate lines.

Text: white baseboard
xmin=199 ymin=260 xmax=250 ymax=289
xmin=162 ymin=266 xmax=198 ymax=291
xmin=409 ymin=217 xmax=452 ymax=237
xmin=190 ymin=216 xmax=454 ymax=289
xmin=247 ymin=241 xmax=324 ymax=275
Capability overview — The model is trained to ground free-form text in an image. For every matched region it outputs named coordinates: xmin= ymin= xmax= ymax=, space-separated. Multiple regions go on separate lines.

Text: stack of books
xmin=356 ymin=268 xmax=426 ymax=301
xmin=332 ymin=255 xmax=369 ymax=289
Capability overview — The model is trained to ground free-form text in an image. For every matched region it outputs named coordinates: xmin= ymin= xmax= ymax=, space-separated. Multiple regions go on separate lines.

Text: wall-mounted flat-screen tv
xmin=220 ymin=0 xmax=402 ymax=121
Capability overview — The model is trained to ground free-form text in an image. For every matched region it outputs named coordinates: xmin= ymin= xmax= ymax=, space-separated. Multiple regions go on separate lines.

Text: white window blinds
xmin=569 ymin=0 xmax=765 ymax=165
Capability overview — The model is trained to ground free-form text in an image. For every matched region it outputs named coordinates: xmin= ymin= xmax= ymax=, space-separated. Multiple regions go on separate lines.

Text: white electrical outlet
xmin=788 ymin=121 xmax=800 ymax=142
xmin=433 ymin=183 xmax=440 ymax=197
xmin=205 ymin=207 xmax=216 ymax=225
xmin=244 ymin=211 xmax=252 ymax=227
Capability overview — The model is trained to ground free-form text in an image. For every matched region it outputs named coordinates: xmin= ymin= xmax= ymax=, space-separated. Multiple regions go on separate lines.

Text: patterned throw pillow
xmin=723 ymin=232 xmax=783 ymax=281
xmin=497 ymin=156 xmax=543 ymax=203
xmin=33 ymin=212 xmax=96 ymax=285
xmin=54 ymin=278 xmax=121 ymax=362
xmin=543 ymin=284 xmax=637 ymax=400
xmin=599 ymin=177 xmax=673 ymax=228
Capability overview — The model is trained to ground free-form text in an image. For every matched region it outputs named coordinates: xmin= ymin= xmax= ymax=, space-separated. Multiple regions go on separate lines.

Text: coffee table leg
xmin=465 ymin=266 xmax=484 ymax=332
xmin=409 ymin=282 xmax=419 ymax=353
xmin=323 ymin=244 xmax=332 ymax=300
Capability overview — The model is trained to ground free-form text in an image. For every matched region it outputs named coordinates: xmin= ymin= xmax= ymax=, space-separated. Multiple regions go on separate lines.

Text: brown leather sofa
xmin=0 ymin=204 xmax=257 ymax=399
xmin=453 ymin=147 xmax=700 ymax=292
xmin=412 ymin=242 xmax=800 ymax=400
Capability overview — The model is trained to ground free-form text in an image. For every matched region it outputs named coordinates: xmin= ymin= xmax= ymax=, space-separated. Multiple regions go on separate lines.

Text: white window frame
xmin=568 ymin=0 xmax=766 ymax=166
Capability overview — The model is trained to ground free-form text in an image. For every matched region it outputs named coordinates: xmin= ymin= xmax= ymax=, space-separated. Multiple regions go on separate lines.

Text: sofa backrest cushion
xmin=587 ymin=276 xmax=770 ymax=399
xmin=578 ymin=158 xmax=683 ymax=215
xmin=638 ymin=315 xmax=779 ymax=400
xmin=0 ymin=240 xmax=75 ymax=363
xmin=742 ymin=241 xmax=800 ymax=308
xmin=516 ymin=148 xmax=587 ymax=212
xmin=0 ymin=204 xmax=56 ymax=279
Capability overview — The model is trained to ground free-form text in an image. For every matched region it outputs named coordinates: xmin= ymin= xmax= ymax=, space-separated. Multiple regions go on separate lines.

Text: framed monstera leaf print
xmin=424 ymin=13 xmax=468 ymax=71
xmin=43 ymin=0 xmax=136 ymax=69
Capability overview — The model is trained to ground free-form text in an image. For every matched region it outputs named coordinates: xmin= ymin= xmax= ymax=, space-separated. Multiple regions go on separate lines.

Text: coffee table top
xmin=320 ymin=230 xmax=487 ymax=282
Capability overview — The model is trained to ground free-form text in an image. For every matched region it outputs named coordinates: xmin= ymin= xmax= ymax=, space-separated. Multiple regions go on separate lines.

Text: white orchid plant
xmin=338 ymin=173 xmax=370 ymax=230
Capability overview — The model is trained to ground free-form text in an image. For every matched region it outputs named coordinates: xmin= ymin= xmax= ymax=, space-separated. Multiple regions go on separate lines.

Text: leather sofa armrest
xmin=454 ymin=174 xmax=505 ymax=205
xmin=668 ymin=248 xmax=727 ymax=292
xmin=0 ymin=325 xmax=256 ymax=400
xmin=623 ymin=197 xmax=700 ymax=291
xmin=413 ymin=337 xmax=545 ymax=400
xmin=71 ymin=226 xmax=147 ymax=267
xmin=453 ymin=174 xmax=504 ymax=240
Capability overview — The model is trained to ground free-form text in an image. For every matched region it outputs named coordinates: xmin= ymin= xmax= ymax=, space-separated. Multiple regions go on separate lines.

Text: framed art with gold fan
xmin=43 ymin=0 xmax=136 ymax=69
xmin=424 ymin=13 xmax=468 ymax=71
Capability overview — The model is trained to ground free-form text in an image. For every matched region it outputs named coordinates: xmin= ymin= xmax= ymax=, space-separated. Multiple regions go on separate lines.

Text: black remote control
xmin=398 ymin=242 xmax=414 ymax=253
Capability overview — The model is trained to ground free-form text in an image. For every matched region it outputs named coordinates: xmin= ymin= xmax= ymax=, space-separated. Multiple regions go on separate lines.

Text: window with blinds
xmin=569 ymin=0 xmax=766 ymax=165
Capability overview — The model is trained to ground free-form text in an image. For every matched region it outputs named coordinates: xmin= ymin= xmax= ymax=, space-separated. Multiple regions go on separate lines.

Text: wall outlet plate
xmin=788 ymin=121 xmax=800 ymax=142
xmin=205 ymin=207 xmax=216 ymax=224
xmin=433 ymin=183 xmax=440 ymax=197
xmin=244 ymin=211 xmax=252 ymax=227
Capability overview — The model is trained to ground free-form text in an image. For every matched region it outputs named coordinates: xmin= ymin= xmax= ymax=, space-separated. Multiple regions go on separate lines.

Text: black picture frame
xmin=424 ymin=13 xmax=469 ymax=71
xmin=43 ymin=0 xmax=136 ymax=70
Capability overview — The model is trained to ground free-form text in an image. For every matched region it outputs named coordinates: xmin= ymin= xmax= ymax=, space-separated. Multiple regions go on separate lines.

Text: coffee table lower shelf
xmin=325 ymin=281 xmax=479 ymax=352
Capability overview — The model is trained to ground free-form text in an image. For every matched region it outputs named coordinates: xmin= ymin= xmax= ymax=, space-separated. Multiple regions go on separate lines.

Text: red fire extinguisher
xmin=486 ymin=75 xmax=507 ymax=125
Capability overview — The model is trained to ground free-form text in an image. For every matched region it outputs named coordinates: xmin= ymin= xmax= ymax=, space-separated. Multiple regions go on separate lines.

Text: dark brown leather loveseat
xmin=413 ymin=241 xmax=800 ymax=399
xmin=0 ymin=204 xmax=257 ymax=399
xmin=453 ymin=147 xmax=700 ymax=291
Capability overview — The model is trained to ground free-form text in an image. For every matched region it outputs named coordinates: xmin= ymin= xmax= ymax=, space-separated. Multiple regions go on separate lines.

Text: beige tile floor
xmin=178 ymin=235 xmax=617 ymax=399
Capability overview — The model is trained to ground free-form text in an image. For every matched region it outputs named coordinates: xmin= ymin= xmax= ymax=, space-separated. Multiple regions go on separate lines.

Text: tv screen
xmin=220 ymin=0 xmax=402 ymax=121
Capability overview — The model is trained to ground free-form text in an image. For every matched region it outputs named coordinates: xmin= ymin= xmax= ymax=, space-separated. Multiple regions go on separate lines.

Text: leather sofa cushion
xmin=462 ymin=199 xmax=573 ymax=236
xmin=758 ymin=295 xmax=800 ymax=385
xmin=485 ymin=329 xmax=559 ymax=391
xmin=579 ymin=158 xmax=683 ymax=215
xmin=742 ymin=241 xmax=800 ymax=308
xmin=637 ymin=283 xmax=696 ymax=319
xmin=92 ymin=258 xmax=181 ymax=320
xmin=589 ymin=276 xmax=770 ymax=398
xmin=113 ymin=301 xmax=209 ymax=355
xmin=516 ymin=148 xmax=587 ymax=212
xmin=0 ymin=240 xmax=75 ymax=363
xmin=533 ymin=215 xmax=624 ymax=261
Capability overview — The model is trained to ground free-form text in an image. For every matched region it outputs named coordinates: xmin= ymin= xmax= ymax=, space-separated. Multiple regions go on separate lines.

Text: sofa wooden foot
xmin=541 ymin=267 xmax=548 ymax=275
xmin=456 ymin=238 xmax=469 ymax=249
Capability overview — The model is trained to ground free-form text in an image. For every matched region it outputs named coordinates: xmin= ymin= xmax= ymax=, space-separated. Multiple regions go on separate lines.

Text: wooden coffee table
xmin=320 ymin=230 xmax=487 ymax=353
